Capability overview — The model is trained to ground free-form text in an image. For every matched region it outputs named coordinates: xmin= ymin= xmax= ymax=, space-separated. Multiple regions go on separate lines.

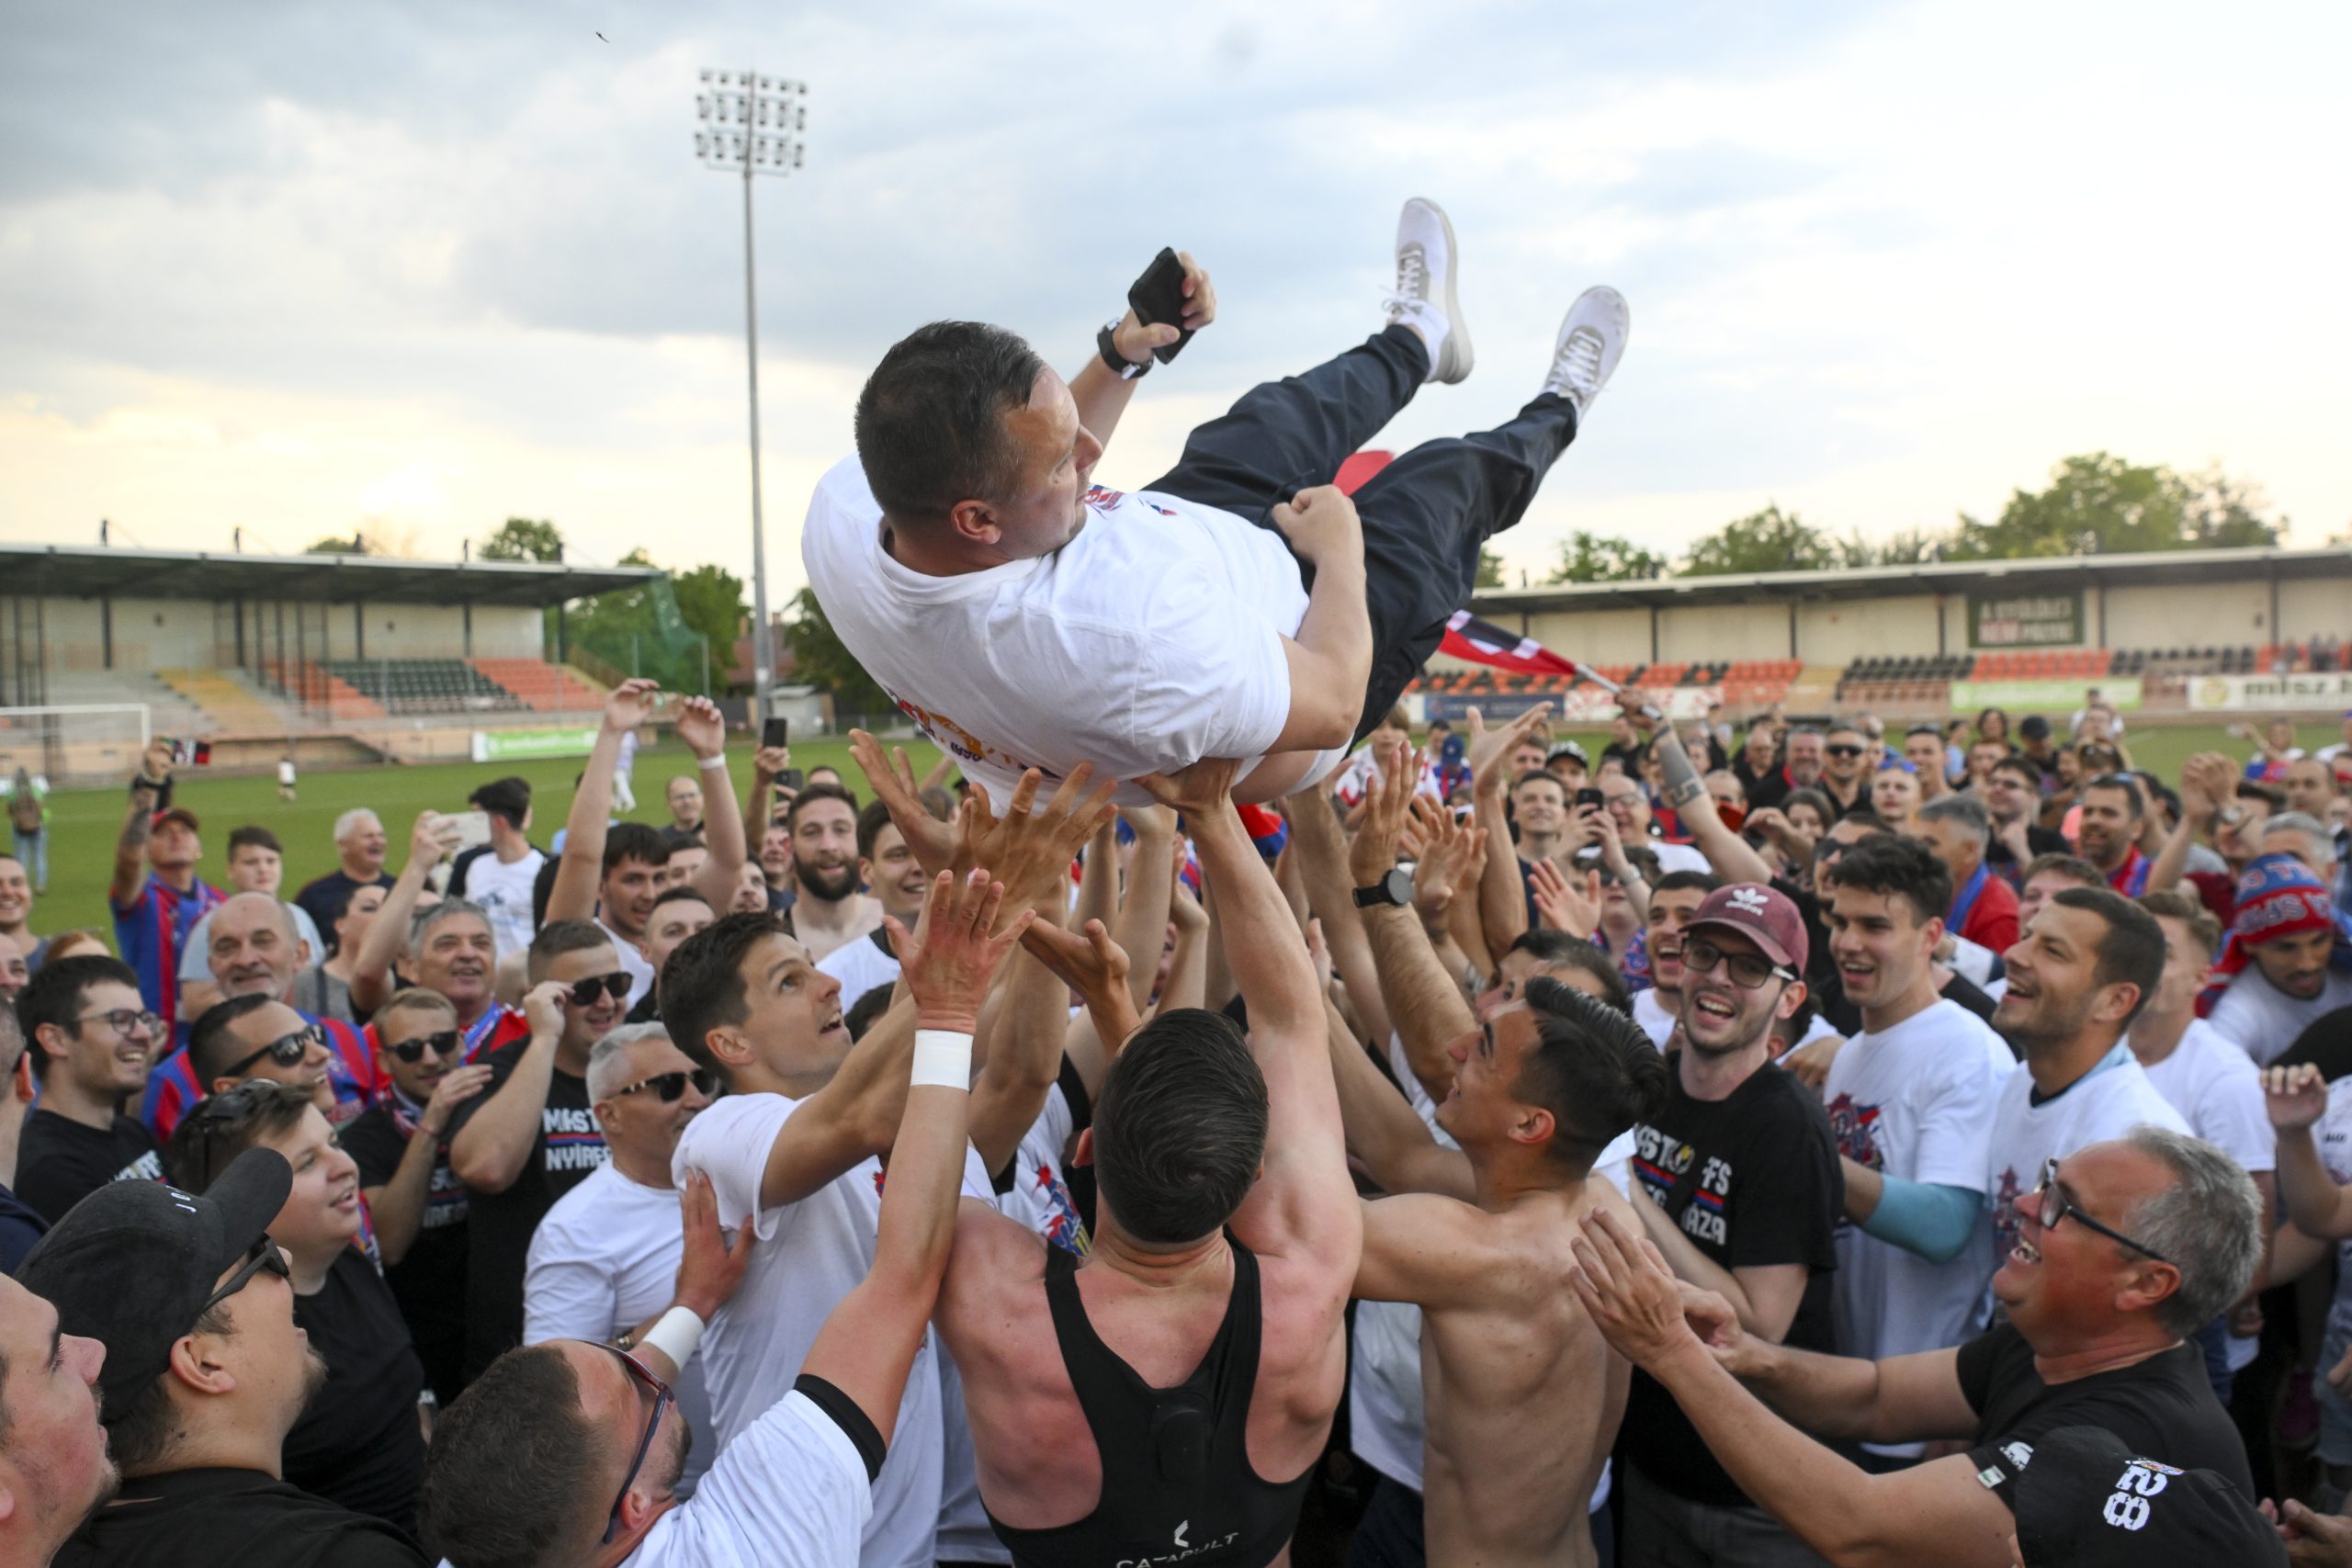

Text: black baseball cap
xmin=16 ymin=1149 xmax=291 ymax=1424
xmin=468 ymin=775 xmax=533 ymax=824
xmin=2006 ymin=1426 xmax=2283 ymax=1566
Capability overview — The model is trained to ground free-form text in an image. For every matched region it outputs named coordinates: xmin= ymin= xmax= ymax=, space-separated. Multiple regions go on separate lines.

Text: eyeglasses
xmin=221 ymin=1022 xmax=325 ymax=1078
xmin=386 ymin=1030 xmax=462 ymax=1064
xmin=2029 ymin=1157 xmax=2170 ymax=1263
xmin=1680 ymin=937 xmax=1792 ymax=990
xmin=199 ymin=1235 xmax=291 ymax=1318
xmin=567 ymin=973 xmax=632 ymax=1007
xmin=576 ymin=1341 xmax=673 ymax=1544
xmin=72 ymin=1008 xmax=164 ymax=1041
xmin=1824 ymin=744 xmax=1866 ymax=760
xmin=608 ymin=1069 xmax=718 ymax=1103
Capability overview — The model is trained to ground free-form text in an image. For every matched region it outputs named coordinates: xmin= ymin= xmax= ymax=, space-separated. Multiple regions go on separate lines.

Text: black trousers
xmin=1147 ymin=324 xmax=1580 ymax=745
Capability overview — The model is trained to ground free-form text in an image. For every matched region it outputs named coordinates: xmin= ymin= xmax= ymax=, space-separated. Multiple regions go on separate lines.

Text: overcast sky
xmin=5 ymin=0 xmax=2346 ymax=598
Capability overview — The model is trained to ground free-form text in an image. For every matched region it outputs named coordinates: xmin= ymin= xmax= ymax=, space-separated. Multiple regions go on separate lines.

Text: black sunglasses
xmin=1825 ymin=743 xmax=1867 ymax=759
xmin=387 ymin=1030 xmax=462 ymax=1065
xmin=1681 ymin=936 xmax=1792 ymax=990
xmin=199 ymin=1235 xmax=292 ymax=1318
xmin=579 ymin=1341 xmax=673 ymax=1544
xmin=568 ymin=973 xmax=632 ymax=1007
xmin=222 ymin=1022 xmax=325 ymax=1079
xmin=2031 ymin=1157 xmax=2170 ymax=1263
xmin=608 ymin=1068 xmax=719 ymax=1103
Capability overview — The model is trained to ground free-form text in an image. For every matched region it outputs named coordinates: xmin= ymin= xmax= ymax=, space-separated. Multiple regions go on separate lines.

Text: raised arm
xmin=1066 ymin=253 xmax=1215 ymax=456
xmin=800 ymin=867 xmax=1030 ymax=1439
xmin=1283 ymin=782 xmax=1396 ymax=1052
xmin=365 ymin=1062 xmax=490 ymax=1264
xmin=109 ymin=738 xmax=175 ymax=909
xmin=1322 ymin=994 xmax=1474 ymax=1202
xmin=2267 ymin=1065 xmax=2352 ymax=1237
xmin=671 ymin=697 xmax=747 ymax=913
xmin=741 ymin=743 xmax=789 ymax=863
xmin=448 ymin=983 xmax=569 ymax=1193
xmin=1114 ymin=806 xmax=1178 ymax=1015
xmin=1642 ymin=713 xmax=1775 ymax=886
xmin=1467 ymin=705 xmax=1553 ymax=951
xmin=1265 ymin=487 xmax=1373 ymax=755
xmin=2146 ymin=751 xmax=2232 ymax=896
xmin=1350 ymin=743 xmax=1481 ymax=1102
xmin=351 ymin=811 xmax=463 ymax=1017
xmin=547 ymin=680 xmax=660 ymax=926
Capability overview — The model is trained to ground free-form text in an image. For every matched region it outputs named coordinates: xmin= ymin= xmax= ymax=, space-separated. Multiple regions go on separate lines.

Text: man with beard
xmin=1619 ymin=883 xmax=1845 ymax=1564
xmin=2203 ymin=855 xmax=2352 ymax=1066
xmin=0 ymin=1271 xmax=116 ymax=1568
xmin=1817 ymin=722 xmax=1870 ymax=820
xmin=816 ymin=801 xmax=928 ymax=1011
xmin=1734 ymin=725 xmax=1789 ymax=811
xmin=21 ymin=1148 xmax=429 ymax=1566
xmin=2074 ymin=773 xmax=2152 ymax=896
xmin=781 ymin=784 xmax=883 ymax=963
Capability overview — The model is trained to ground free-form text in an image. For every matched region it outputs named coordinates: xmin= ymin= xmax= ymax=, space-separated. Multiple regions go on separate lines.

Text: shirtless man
xmin=935 ymin=758 xmax=1360 ymax=1565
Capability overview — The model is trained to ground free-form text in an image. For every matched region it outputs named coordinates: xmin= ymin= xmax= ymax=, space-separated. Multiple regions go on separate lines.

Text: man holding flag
xmin=804 ymin=198 xmax=1628 ymax=805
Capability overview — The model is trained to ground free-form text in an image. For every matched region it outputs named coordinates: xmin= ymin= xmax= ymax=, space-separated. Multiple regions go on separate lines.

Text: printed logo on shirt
xmin=424 ymin=1160 xmax=469 ymax=1228
xmin=2099 ymin=1458 xmax=2180 ymax=1531
xmin=888 ymin=693 xmax=1051 ymax=782
xmin=1825 ymin=1093 xmax=1883 ymax=1169
xmin=1991 ymin=1165 xmax=2024 ymax=1257
xmin=1029 ymin=1160 xmax=1089 ymax=1257
xmin=117 ymin=1150 xmax=164 ymax=1185
xmin=1081 ymin=484 xmax=1175 ymax=519
xmin=542 ymin=1108 xmax=609 ymax=1174
xmin=1112 ymin=1518 xmax=1240 ymax=1567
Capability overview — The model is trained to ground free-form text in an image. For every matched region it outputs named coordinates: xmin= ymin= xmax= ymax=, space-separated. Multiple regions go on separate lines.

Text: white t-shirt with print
xmin=623 ymin=1389 xmax=872 ymax=1568
xmin=1822 ymin=1001 xmax=2014 ymax=1381
xmin=1983 ymin=1044 xmax=2189 ymax=1267
xmin=466 ymin=847 xmax=547 ymax=962
xmin=598 ymin=917 xmax=658 ymax=1010
xmin=2208 ymin=969 xmax=2352 ymax=1067
xmin=525 ymin=1161 xmax=717 ymax=1496
xmin=674 ymin=1091 xmax=992 ymax=1568
xmin=801 ymin=455 xmax=1345 ymax=809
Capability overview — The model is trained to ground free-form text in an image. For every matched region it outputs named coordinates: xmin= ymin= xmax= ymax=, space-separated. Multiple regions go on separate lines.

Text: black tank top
xmin=984 ymin=1234 xmax=1314 ymax=1567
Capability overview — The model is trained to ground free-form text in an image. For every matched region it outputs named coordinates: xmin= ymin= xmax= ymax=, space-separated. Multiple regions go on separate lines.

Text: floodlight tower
xmin=695 ymin=69 xmax=807 ymax=729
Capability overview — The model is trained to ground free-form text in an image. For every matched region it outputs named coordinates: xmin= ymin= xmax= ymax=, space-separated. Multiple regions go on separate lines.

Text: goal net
xmin=0 ymin=705 xmax=153 ymax=787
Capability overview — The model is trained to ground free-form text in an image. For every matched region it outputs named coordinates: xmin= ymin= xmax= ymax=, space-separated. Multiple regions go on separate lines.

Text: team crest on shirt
xmin=1825 ymin=1094 xmax=1883 ymax=1168
xmin=1081 ymin=484 xmax=1175 ymax=517
xmin=1992 ymin=1165 xmax=2024 ymax=1254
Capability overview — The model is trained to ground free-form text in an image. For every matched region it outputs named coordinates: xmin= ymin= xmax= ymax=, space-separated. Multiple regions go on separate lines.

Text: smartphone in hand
xmin=166 ymin=739 xmax=213 ymax=767
xmin=1126 ymin=247 xmax=1194 ymax=365
xmin=762 ymin=716 xmax=790 ymax=750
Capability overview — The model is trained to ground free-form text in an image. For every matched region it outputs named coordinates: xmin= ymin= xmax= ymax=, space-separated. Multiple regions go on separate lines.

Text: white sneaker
xmin=1542 ymin=286 xmax=1629 ymax=417
xmin=1385 ymin=197 xmax=1472 ymax=385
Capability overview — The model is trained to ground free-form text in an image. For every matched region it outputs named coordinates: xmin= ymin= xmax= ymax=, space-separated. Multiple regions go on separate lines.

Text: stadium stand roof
xmin=1469 ymin=543 xmax=2352 ymax=614
xmin=0 ymin=541 xmax=659 ymax=606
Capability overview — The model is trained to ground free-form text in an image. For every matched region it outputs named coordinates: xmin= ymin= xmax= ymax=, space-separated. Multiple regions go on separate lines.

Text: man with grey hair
xmin=1916 ymin=793 xmax=2020 ymax=954
xmin=2264 ymin=809 xmax=2342 ymax=885
xmin=352 ymin=811 xmax=535 ymax=1057
xmin=525 ymin=1023 xmax=734 ymax=1499
xmin=1567 ymin=1125 xmax=2260 ymax=1566
xmin=293 ymin=807 xmax=395 ymax=947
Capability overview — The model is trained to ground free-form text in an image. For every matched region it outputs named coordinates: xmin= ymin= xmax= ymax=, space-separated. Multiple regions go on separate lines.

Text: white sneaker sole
xmin=1404 ymin=197 xmax=1474 ymax=385
xmin=1548 ymin=285 xmax=1629 ymax=411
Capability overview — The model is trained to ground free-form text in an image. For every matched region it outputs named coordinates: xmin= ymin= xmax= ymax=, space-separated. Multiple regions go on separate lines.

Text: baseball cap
xmin=468 ymin=775 xmax=533 ymax=823
xmin=16 ymin=1148 xmax=291 ymax=1424
xmin=152 ymin=806 xmax=200 ymax=833
xmin=2004 ymin=1426 xmax=2284 ymax=1566
xmin=1681 ymin=883 xmax=1808 ymax=974
xmin=1547 ymin=741 xmax=1589 ymax=767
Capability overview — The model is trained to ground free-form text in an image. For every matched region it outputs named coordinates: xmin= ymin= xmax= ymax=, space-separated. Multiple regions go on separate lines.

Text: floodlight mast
xmin=695 ymin=69 xmax=808 ymax=730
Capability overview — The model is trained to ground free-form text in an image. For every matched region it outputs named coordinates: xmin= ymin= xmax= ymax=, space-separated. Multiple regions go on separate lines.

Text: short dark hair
xmin=1651 ymin=870 xmax=1723 ymax=900
xmin=785 ymin=782 xmax=861 ymax=836
xmin=17 ymin=954 xmax=141 ymax=1077
xmin=1092 ymin=1008 xmax=1268 ymax=1247
xmin=854 ymin=321 xmax=1049 ymax=525
xmin=1780 ymin=787 xmax=1836 ymax=825
xmin=1825 ymin=721 xmax=1865 ymax=741
xmin=660 ymin=911 xmax=790 ymax=1077
xmin=187 ymin=994 xmax=279 ymax=1088
xmin=602 ymin=822 xmax=672 ymax=877
xmin=2049 ymin=886 xmax=2166 ymax=1027
xmin=856 ymin=798 xmax=899 ymax=864
xmin=2138 ymin=888 xmax=2222 ymax=959
xmin=225 ymin=826 xmax=282 ymax=857
xmin=1990 ymin=756 xmax=2042 ymax=790
xmin=164 ymin=1078 xmax=314 ymax=1193
xmin=1511 ymin=769 xmax=1566 ymax=798
xmin=527 ymin=919 xmax=617 ymax=985
xmin=1514 ymin=976 xmax=1670 ymax=1170
xmin=2021 ymin=852 xmax=2102 ymax=889
xmin=843 ymin=982 xmax=897 ymax=1042
xmin=1506 ymin=931 xmax=1632 ymax=1016
xmin=2082 ymin=773 xmax=2146 ymax=820
xmin=650 ymin=885 xmax=715 ymax=916
xmin=1830 ymin=809 xmax=1894 ymax=837
xmin=469 ymin=775 xmax=533 ymax=828
xmin=417 ymin=1345 xmax=609 ymax=1568
xmin=1821 ymin=834 xmax=1953 ymax=927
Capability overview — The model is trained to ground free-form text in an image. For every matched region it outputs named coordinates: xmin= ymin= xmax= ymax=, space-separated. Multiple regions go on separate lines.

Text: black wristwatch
xmin=1097 ymin=319 xmax=1148 ymax=380
xmin=1352 ymin=868 xmax=1414 ymax=909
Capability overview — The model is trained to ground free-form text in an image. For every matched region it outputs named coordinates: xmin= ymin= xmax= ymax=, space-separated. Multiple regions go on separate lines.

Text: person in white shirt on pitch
xmin=1815 ymin=837 xmax=2015 ymax=1457
xmin=526 ymin=1024 xmax=729 ymax=1499
xmin=416 ymin=868 xmax=1029 ymax=1568
xmin=803 ymin=199 xmax=1628 ymax=809
xmin=1982 ymin=887 xmax=2188 ymax=1269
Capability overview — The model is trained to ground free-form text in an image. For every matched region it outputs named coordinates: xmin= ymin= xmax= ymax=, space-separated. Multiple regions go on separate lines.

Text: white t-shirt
xmin=525 ymin=1162 xmax=718 ymax=1497
xmin=1823 ymin=1001 xmax=2014 ymax=1404
xmin=673 ymin=1091 xmax=991 ymax=1568
xmin=2208 ymin=968 xmax=2352 ymax=1066
xmin=818 ymin=931 xmax=902 ymax=1019
xmin=465 ymin=847 xmax=547 ymax=962
xmin=801 ymin=456 xmax=1344 ymax=809
xmin=277 ymin=760 xmax=297 ymax=786
xmin=176 ymin=901 xmax=326 ymax=982
xmin=599 ymin=917 xmax=658 ymax=1010
xmin=2308 ymin=1081 xmax=2352 ymax=1372
xmin=1645 ymin=840 xmax=1713 ymax=876
xmin=1632 ymin=987 xmax=1679 ymax=1049
xmin=1330 ymin=747 xmax=1442 ymax=810
xmin=623 ymin=1389 xmax=872 ymax=1568
xmin=2138 ymin=1019 xmax=2275 ymax=1176
xmin=1984 ymin=1044 xmax=2189 ymax=1267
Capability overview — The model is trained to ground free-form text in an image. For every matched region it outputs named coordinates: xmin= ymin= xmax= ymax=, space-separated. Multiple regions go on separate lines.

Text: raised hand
xmin=418 ymin=1063 xmax=494 ymax=1139
xmin=1110 ymin=250 xmax=1216 ymax=362
xmin=1529 ymin=857 xmax=1600 ymax=939
xmin=1027 ymin=917 xmax=1142 ymax=1051
xmin=1134 ymin=755 xmax=1244 ymax=822
xmin=522 ymin=978 xmax=570 ymax=1042
xmin=850 ymin=728 xmax=956 ymax=877
xmin=1410 ymin=799 xmax=1487 ymax=924
xmin=673 ymin=695 xmax=726 ymax=761
xmin=1348 ymin=739 xmax=1422 ymax=888
xmin=1464 ymin=703 xmax=1554 ymax=787
xmin=673 ymin=1170 xmax=755 ymax=1321
xmin=1568 ymin=1206 xmax=1705 ymax=1374
xmin=962 ymin=764 xmax=1119 ymax=912
xmin=408 ymin=809 xmax=463 ymax=872
xmin=751 ymin=744 xmax=792 ymax=783
xmin=1269 ymin=485 xmax=1363 ymax=571
xmin=888 ymin=869 xmax=1036 ymax=1034
xmin=2265 ymin=1063 xmax=2330 ymax=1130
xmin=603 ymin=677 xmax=661 ymax=735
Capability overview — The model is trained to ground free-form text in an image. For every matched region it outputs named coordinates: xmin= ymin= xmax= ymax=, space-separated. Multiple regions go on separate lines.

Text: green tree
xmin=1681 ymin=504 xmax=1840 ymax=576
xmin=1546 ymin=531 xmax=1668 ymax=583
xmin=672 ymin=564 xmax=748 ymax=687
xmin=481 ymin=516 xmax=565 ymax=562
xmin=781 ymin=586 xmax=894 ymax=717
xmin=305 ymin=533 xmax=370 ymax=556
xmin=1947 ymin=453 xmax=2282 ymax=559
xmin=1476 ymin=547 xmax=1507 ymax=589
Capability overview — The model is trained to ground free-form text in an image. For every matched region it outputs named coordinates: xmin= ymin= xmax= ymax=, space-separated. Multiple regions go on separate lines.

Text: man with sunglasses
xmin=1566 ymin=1125 xmax=2262 ymax=1568
xmin=447 ymin=920 xmax=629 ymax=1382
xmin=14 ymin=955 xmax=167 ymax=1224
xmin=183 ymin=994 xmax=363 ymax=1126
xmin=1817 ymin=722 xmax=1871 ymax=820
xmin=1617 ymin=882 xmax=1846 ymax=1566
xmin=21 ymin=1146 xmax=429 ymax=1566
xmin=343 ymin=988 xmax=494 ymax=1405
xmin=526 ymin=1025 xmax=732 ymax=1500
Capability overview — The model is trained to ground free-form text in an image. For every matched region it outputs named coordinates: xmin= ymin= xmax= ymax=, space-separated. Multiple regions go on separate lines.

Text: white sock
xmin=1390 ymin=298 xmax=1450 ymax=381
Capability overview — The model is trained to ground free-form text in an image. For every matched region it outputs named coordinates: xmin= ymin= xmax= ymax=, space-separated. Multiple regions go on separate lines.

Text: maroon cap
xmin=152 ymin=806 xmax=200 ymax=834
xmin=1683 ymin=883 xmax=1807 ymax=974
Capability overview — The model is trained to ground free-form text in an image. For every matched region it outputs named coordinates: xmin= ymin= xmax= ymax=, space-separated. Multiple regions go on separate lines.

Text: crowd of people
xmin=7 ymin=202 xmax=2352 ymax=1567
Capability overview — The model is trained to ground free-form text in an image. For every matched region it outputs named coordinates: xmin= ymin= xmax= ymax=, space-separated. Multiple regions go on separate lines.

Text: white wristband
xmin=641 ymin=1305 xmax=706 ymax=1370
xmin=695 ymin=752 xmax=728 ymax=771
xmin=911 ymin=1029 xmax=974 ymax=1090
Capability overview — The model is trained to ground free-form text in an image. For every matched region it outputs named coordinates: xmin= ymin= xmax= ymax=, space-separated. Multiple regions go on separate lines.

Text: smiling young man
xmin=814 ymin=800 xmax=929 ymax=1013
xmin=14 ymin=955 xmax=165 ymax=1224
xmin=626 ymin=886 xmax=719 ymax=1025
xmin=1629 ymin=870 xmax=1720 ymax=1048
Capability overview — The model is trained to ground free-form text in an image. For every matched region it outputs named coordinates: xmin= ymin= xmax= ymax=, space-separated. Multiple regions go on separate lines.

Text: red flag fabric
xmin=1438 ymin=611 xmax=1580 ymax=678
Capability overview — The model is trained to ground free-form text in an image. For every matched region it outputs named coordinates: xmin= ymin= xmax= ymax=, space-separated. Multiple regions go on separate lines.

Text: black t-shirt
xmin=445 ymin=1041 xmax=607 ymax=1380
xmin=1959 ymin=1323 xmax=2255 ymax=1506
xmin=343 ymin=1102 xmax=470 ymax=1404
xmin=1600 ymin=740 xmax=1648 ymax=777
xmin=1621 ymin=1055 xmax=1846 ymax=1508
xmin=1985 ymin=824 xmax=2070 ymax=882
xmin=51 ymin=1467 xmax=427 ymax=1568
xmin=14 ymin=1109 xmax=164 ymax=1223
xmin=0 ymin=1179 xmax=49 ymax=1272
xmin=1738 ymin=758 xmax=1790 ymax=811
xmin=285 ymin=1248 xmax=426 ymax=1531
xmin=293 ymin=871 xmax=396 ymax=954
